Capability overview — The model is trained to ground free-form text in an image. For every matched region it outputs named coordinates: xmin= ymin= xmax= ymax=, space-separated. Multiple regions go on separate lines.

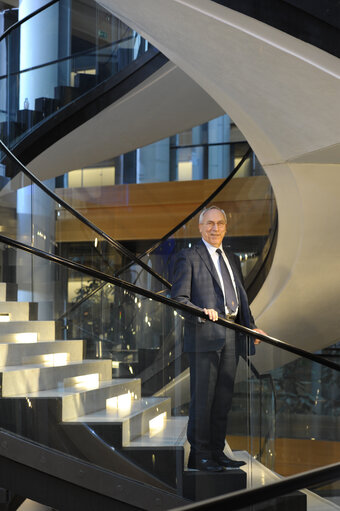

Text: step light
xmin=149 ymin=412 xmax=167 ymax=437
xmin=13 ymin=333 xmax=38 ymax=343
xmin=63 ymin=373 xmax=99 ymax=390
xmin=106 ymin=391 xmax=134 ymax=413
xmin=0 ymin=314 xmax=10 ymax=322
xmin=24 ymin=353 xmax=70 ymax=367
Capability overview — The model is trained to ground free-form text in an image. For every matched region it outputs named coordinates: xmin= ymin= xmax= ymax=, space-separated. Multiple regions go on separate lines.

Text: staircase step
xmin=0 ymin=359 xmax=112 ymax=396
xmin=0 ymin=302 xmax=38 ymax=321
xmin=0 ymin=320 xmax=55 ymax=342
xmin=121 ymin=417 xmax=189 ymax=488
xmin=126 ymin=416 xmax=188 ymax=448
xmin=0 ymin=283 xmax=17 ymax=302
xmin=0 ymin=340 xmax=83 ymax=367
xmin=183 ymin=469 xmax=246 ymax=501
xmin=0 ymin=284 xmax=6 ymax=302
xmin=7 ymin=378 xmax=141 ymax=421
xmin=65 ymin=396 xmax=172 ymax=446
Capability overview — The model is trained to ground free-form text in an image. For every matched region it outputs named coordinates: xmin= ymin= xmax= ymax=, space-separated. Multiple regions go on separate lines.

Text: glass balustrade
xmin=0 ymin=149 xmax=165 ymax=308
xmin=237 ymin=333 xmax=340 ymax=501
xmin=0 ymin=0 xmax=151 ymax=151
xmin=0 ymin=239 xmax=338 ymax=506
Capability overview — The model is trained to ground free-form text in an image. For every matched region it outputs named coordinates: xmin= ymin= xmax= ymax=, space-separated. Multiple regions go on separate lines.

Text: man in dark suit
xmin=171 ymin=206 xmax=265 ymax=472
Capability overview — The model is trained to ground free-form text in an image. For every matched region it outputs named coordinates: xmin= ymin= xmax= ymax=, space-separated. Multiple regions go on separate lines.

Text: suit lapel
xmin=195 ymin=240 xmax=223 ymax=292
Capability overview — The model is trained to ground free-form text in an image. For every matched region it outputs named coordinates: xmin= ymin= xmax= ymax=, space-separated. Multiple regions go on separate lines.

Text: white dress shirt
xmin=202 ymin=239 xmax=239 ymax=316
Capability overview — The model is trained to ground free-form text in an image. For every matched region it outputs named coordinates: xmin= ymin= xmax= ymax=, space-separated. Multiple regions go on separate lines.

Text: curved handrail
xmin=0 ymin=0 xmax=58 ymax=44
xmin=245 ymin=209 xmax=278 ymax=302
xmin=0 ymin=34 xmax=137 ymax=81
xmin=173 ymin=462 xmax=340 ymax=510
xmin=1 ymin=233 xmax=339 ymax=373
xmin=0 ymin=140 xmax=171 ymax=289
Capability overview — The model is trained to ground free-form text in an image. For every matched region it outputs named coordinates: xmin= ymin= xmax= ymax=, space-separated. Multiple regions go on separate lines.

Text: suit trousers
xmin=187 ymin=328 xmax=239 ymax=458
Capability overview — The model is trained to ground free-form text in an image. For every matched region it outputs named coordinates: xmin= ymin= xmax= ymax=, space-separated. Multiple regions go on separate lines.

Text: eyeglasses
xmin=203 ymin=221 xmax=226 ymax=229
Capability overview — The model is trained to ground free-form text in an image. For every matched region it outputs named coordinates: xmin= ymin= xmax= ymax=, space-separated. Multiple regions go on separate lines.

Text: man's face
xmin=199 ymin=209 xmax=227 ymax=247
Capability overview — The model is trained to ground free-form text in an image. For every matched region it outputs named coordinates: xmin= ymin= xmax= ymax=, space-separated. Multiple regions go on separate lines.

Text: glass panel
xmin=0 ymin=241 xmax=249 ymax=500
xmin=0 ymin=152 xmax=164 ymax=304
xmin=0 ymin=0 xmax=151 ymax=151
xmin=0 ymin=241 xmax=338 ymax=504
xmin=239 ymin=332 xmax=340 ymax=493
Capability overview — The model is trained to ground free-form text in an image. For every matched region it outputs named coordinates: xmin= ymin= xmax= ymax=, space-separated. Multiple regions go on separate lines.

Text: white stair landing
xmin=64 ymin=396 xmax=172 ymax=445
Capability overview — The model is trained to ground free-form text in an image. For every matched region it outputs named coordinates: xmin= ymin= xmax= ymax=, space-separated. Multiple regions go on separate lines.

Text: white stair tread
xmin=126 ymin=417 xmax=188 ymax=447
xmin=0 ymin=359 xmax=105 ymax=372
xmin=0 ymin=339 xmax=83 ymax=345
xmin=12 ymin=378 xmax=140 ymax=398
xmin=64 ymin=396 xmax=170 ymax=423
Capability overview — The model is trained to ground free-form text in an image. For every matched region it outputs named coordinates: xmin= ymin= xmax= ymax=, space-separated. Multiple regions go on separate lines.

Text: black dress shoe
xmin=213 ymin=453 xmax=246 ymax=468
xmin=188 ymin=457 xmax=224 ymax=472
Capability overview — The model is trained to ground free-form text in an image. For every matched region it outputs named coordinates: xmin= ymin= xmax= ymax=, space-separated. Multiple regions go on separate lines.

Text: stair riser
xmin=62 ymin=379 xmax=141 ymax=421
xmin=0 ymin=321 xmax=55 ymax=342
xmin=0 ymin=283 xmax=17 ymax=302
xmin=85 ymin=399 xmax=172 ymax=447
xmin=0 ymin=302 xmax=38 ymax=321
xmin=123 ymin=399 xmax=172 ymax=444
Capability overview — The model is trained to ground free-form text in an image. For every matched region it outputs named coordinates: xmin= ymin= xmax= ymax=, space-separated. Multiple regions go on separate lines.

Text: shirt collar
xmin=202 ymin=238 xmax=223 ymax=254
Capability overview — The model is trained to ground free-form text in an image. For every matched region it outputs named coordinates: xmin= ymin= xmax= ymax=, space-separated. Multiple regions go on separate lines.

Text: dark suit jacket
xmin=171 ymin=240 xmax=256 ymax=357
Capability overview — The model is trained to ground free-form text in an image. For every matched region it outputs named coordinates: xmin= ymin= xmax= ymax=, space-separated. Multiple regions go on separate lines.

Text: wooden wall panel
xmin=229 ymin=436 xmax=340 ymax=476
xmin=55 ymin=176 xmax=275 ymax=242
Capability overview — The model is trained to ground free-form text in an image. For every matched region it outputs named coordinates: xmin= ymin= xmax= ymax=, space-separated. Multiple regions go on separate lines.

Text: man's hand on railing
xmin=253 ymin=327 xmax=267 ymax=345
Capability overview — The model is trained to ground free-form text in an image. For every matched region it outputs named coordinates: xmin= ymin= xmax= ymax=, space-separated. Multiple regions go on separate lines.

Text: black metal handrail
xmin=0 ymin=140 xmax=171 ymax=289
xmin=0 ymin=34 xmax=137 ymax=81
xmin=1 ymin=233 xmax=339 ymax=373
xmin=172 ymin=462 xmax=340 ymax=511
xmin=0 ymin=0 xmax=58 ymax=44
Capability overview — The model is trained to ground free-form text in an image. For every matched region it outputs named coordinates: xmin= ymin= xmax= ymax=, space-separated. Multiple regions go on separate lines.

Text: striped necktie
xmin=216 ymin=249 xmax=237 ymax=313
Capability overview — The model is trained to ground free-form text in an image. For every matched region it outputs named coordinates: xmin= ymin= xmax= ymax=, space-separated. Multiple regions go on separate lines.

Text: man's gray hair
xmin=199 ymin=206 xmax=227 ymax=224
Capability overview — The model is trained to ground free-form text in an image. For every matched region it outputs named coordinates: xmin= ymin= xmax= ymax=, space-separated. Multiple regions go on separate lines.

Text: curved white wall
xmin=97 ymin=0 xmax=340 ymax=353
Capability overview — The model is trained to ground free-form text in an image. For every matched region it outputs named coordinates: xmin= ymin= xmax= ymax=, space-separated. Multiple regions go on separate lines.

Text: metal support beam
xmin=0 ymin=429 xmax=188 ymax=511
